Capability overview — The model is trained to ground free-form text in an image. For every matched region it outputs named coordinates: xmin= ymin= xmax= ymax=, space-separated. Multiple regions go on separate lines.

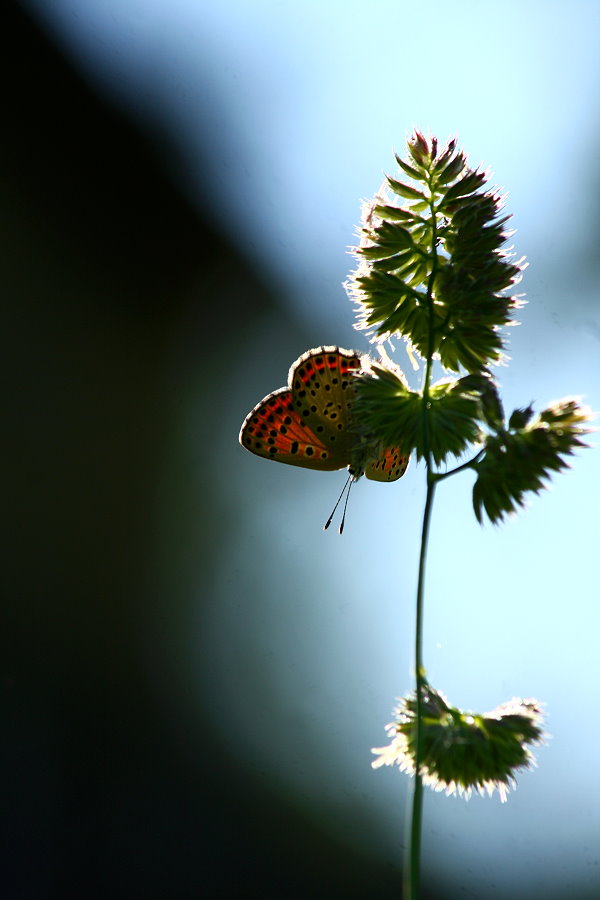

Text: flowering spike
xmin=372 ymin=684 xmax=546 ymax=802
xmin=347 ymin=136 xmax=525 ymax=372
xmin=473 ymin=398 xmax=594 ymax=524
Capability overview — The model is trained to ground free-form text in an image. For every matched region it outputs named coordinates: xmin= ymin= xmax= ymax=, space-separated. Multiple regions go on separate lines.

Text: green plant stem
xmin=405 ymin=167 xmax=439 ymax=899
xmin=404 ymin=473 xmax=437 ymax=900
xmin=432 ymin=449 xmax=485 ymax=482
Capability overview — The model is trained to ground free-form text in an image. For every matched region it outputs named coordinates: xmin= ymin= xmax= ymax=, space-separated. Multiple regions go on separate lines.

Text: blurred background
xmin=4 ymin=1 xmax=600 ymax=897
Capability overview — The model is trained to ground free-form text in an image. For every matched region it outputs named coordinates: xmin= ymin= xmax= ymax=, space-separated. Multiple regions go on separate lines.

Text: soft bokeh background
xmin=5 ymin=1 xmax=600 ymax=897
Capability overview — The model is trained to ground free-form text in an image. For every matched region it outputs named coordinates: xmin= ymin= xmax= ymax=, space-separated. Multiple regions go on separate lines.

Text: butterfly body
xmin=239 ymin=347 xmax=408 ymax=482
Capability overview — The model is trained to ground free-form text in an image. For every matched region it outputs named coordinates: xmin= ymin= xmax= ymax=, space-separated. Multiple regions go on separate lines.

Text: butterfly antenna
xmin=323 ymin=474 xmax=352 ymax=531
xmin=338 ymin=478 xmax=354 ymax=535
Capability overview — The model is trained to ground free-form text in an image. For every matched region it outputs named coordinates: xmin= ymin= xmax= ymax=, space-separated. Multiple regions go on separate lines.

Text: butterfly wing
xmin=240 ymin=346 xmax=411 ymax=481
xmin=289 ymin=348 xmax=410 ymax=482
xmin=287 ymin=346 xmax=362 ymax=446
xmin=365 ymin=447 xmax=410 ymax=482
xmin=239 ymin=387 xmax=350 ymax=471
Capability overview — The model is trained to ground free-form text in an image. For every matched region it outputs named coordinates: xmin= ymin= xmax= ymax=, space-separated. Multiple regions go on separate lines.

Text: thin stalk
xmin=404 ymin=474 xmax=437 ymax=899
xmin=404 ymin=168 xmax=439 ymax=899
xmin=433 ymin=449 xmax=485 ymax=482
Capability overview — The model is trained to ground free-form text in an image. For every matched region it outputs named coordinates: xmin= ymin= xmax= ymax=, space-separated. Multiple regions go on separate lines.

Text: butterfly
xmin=239 ymin=347 xmax=409 ymax=499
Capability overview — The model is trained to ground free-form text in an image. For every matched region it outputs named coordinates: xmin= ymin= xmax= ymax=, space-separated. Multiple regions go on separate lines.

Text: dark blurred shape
xmin=1 ymin=4 xmax=409 ymax=898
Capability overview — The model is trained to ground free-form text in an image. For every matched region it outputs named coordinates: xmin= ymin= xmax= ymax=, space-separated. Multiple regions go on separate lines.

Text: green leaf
xmin=433 ymin=137 xmax=457 ymax=166
xmin=360 ymin=244 xmax=415 ymax=264
xmin=440 ymin=170 xmax=487 ymax=205
xmin=394 ymin=152 xmax=423 ymax=180
xmin=460 ymin=373 xmax=505 ymax=428
xmin=386 ymin=176 xmax=428 ymax=201
xmin=368 ymin=220 xmax=415 ymax=251
xmin=426 ymin=379 xmax=483 ymax=464
xmin=351 ymin=365 xmax=422 ymax=457
xmin=407 ymin=131 xmax=434 ymax=167
xmin=369 ymin=251 xmax=421 ymax=274
xmin=508 ymin=405 xmax=535 ymax=429
xmin=472 ymin=399 xmax=593 ymax=524
xmin=352 ymin=368 xmax=496 ymax=467
xmin=373 ymin=204 xmax=416 ymax=222
xmin=433 ymin=150 xmax=466 ymax=186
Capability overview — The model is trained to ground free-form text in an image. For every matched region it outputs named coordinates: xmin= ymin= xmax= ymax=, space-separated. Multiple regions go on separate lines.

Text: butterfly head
xmin=348 ymin=436 xmax=409 ymax=483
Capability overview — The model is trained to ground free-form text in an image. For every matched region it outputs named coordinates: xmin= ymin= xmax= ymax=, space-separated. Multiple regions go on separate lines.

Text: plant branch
xmin=432 ymin=449 xmax=485 ymax=482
